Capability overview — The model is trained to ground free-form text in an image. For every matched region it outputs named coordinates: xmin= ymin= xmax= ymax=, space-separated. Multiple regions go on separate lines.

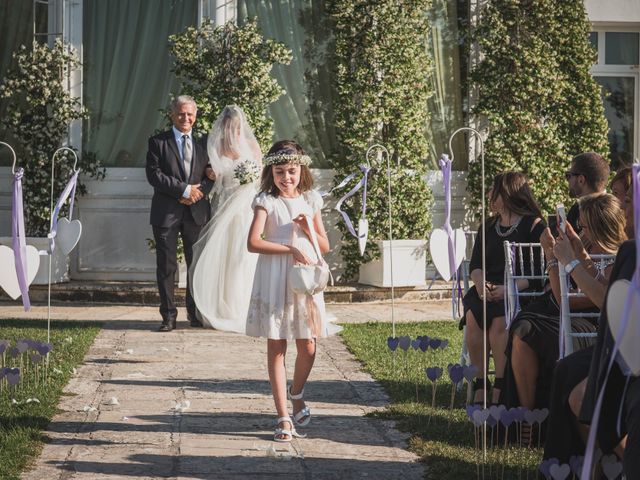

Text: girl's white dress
xmin=190 ymin=155 xmax=259 ymax=333
xmin=246 ymin=190 xmax=340 ymax=339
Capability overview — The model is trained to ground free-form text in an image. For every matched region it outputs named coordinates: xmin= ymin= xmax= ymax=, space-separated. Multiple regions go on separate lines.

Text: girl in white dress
xmin=247 ymin=140 xmax=337 ymax=442
xmin=190 ymin=105 xmax=262 ymax=332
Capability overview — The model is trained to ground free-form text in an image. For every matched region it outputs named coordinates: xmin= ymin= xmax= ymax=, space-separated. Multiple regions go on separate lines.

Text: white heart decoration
xmin=56 ymin=217 xmax=82 ymax=255
xmin=0 ymin=245 xmax=40 ymax=299
xmin=549 ymin=463 xmax=571 ymax=480
xmin=429 ymin=227 xmax=466 ymax=281
xmin=606 ymin=279 xmax=640 ymax=375
xmin=357 ymin=218 xmax=368 ymax=256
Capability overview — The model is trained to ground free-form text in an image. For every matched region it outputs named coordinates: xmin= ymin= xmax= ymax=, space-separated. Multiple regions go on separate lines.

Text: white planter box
xmin=358 ymin=239 xmax=427 ymax=287
xmin=0 ymin=236 xmax=69 ymax=284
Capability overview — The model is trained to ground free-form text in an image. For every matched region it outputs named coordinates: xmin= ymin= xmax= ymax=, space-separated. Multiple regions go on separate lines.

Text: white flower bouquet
xmin=233 ymin=160 xmax=261 ymax=185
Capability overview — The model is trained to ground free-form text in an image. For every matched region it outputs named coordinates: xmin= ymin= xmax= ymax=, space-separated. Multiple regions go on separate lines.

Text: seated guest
xmin=565 ymin=152 xmax=610 ymax=233
xmin=611 ymin=167 xmax=632 ymax=204
xmin=501 ymin=193 xmax=627 ymax=417
xmin=543 ymin=176 xmax=636 ymax=466
xmin=462 ymin=172 xmax=545 ymax=405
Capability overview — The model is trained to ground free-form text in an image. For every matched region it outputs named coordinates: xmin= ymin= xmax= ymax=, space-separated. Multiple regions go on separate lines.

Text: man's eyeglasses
xmin=565 ymin=171 xmax=582 ymax=181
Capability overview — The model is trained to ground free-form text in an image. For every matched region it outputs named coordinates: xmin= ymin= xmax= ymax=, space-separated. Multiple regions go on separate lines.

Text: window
xmin=590 ymin=28 xmax=640 ymax=168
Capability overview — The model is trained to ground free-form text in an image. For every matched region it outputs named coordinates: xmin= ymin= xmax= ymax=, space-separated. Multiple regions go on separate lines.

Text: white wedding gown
xmin=190 ymin=155 xmax=259 ymax=332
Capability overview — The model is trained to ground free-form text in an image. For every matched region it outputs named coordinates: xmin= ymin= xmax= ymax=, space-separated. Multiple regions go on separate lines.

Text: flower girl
xmin=247 ymin=140 xmax=337 ymax=442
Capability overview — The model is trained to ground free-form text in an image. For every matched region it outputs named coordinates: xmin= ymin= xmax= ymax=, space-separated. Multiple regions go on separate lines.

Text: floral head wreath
xmin=263 ymin=148 xmax=312 ymax=167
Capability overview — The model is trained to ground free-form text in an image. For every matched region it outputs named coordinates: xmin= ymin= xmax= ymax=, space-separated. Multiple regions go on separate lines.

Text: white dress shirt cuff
xmin=182 ymin=184 xmax=191 ymax=199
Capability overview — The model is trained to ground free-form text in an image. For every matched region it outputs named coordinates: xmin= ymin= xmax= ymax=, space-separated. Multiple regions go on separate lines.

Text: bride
xmin=190 ymin=105 xmax=262 ymax=332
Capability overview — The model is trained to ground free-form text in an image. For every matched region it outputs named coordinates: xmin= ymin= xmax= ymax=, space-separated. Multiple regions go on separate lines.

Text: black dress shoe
xmin=158 ymin=319 xmax=176 ymax=332
xmin=189 ymin=317 xmax=203 ymax=328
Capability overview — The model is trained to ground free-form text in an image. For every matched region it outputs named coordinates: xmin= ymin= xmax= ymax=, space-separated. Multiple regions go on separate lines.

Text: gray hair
xmin=170 ymin=95 xmax=197 ymax=113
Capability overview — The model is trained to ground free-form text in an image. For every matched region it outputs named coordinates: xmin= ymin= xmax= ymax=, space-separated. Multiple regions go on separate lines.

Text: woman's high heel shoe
xmin=288 ymin=385 xmax=311 ymax=427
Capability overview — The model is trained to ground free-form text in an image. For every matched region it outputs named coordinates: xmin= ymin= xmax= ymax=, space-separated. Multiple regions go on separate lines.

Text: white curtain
xmin=83 ymin=0 xmax=198 ymax=167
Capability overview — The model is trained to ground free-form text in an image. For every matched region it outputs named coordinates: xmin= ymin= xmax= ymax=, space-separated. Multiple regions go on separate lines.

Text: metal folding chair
xmin=558 ymin=253 xmax=616 ymax=357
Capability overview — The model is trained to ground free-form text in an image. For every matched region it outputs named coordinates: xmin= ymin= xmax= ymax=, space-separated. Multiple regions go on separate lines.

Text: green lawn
xmin=0 ymin=319 xmax=100 ymax=480
xmin=339 ymin=321 xmax=542 ymax=479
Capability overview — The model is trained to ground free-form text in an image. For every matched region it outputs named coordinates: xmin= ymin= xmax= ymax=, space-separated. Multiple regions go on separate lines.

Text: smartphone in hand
xmin=547 ymin=214 xmax=558 ymax=235
xmin=556 ymin=203 xmax=567 ymax=234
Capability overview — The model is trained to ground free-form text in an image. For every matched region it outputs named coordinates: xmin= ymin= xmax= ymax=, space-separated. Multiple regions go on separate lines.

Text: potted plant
xmin=326 ymin=0 xmax=434 ymax=286
xmin=0 ymin=40 xmax=105 ymax=283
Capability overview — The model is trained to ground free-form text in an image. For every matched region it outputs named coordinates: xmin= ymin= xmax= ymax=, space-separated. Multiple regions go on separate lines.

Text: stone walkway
xmin=1 ymin=302 xmax=452 ymax=480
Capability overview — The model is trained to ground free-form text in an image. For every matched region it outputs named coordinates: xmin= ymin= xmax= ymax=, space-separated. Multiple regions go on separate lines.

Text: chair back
xmin=558 ymin=253 xmax=616 ymax=357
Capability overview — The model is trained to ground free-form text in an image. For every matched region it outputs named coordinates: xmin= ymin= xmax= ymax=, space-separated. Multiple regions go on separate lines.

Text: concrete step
xmin=0 ymin=279 xmax=456 ymax=305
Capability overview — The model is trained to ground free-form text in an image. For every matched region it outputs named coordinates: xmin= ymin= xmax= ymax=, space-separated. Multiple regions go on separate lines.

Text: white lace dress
xmin=190 ymin=155 xmax=259 ymax=333
xmin=246 ymin=190 xmax=339 ymax=339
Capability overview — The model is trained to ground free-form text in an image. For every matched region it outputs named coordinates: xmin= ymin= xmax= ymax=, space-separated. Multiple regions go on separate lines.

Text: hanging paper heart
xmin=429 ymin=227 xmax=466 ymax=281
xmin=0 ymin=245 xmax=40 ymax=300
xmin=357 ymin=218 xmax=368 ymax=256
xmin=56 ymin=217 xmax=82 ymax=255
xmin=606 ymin=279 xmax=640 ymax=375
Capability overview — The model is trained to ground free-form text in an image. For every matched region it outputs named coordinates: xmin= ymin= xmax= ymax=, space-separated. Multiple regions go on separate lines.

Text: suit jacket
xmin=146 ymin=129 xmax=214 ymax=228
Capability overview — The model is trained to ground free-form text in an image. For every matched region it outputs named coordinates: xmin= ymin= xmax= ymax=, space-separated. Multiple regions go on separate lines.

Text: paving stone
xmin=1 ymin=305 xmax=431 ymax=480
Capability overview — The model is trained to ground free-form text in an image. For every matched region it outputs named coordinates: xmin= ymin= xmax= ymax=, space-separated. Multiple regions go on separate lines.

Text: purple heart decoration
xmin=569 ymin=456 xmax=584 ymax=476
xmin=6 ymin=368 xmax=20 ymax=386
xmin=447 ymin=363 xmax=464 ymax=385
xmin=539 ymin=458 xmax=560 ymax=479
xmin=601 ymin=454 xmax=623 ymax=480
xmin=425 ymin=366 xmax=443 ymax=382
xmin=411 ymin=338 xmax=421 ymax=350
xmin=500 ymin=409 xmax=516 ymax=427
xmin=439 ymin=339 xmax=449 ymax=350
xmin=513 ymin=406 xmax=527 ymax=422
xmin=429 ymin=338 xmax=442 ymax=349
xmin=466 ymin=404 xmax=481 ymax=420
xmin=485 ymin=415 xmax=497 ymax=428
xmin=0 ymin=340 xmax=10 ymax=354
xmin=463 ymin=365 xmax=479 ymax=382
xmin=36 ymin=342 xmax=53 ymax=356
xmin=15 ymin=340 xmax=29 ymax=353
xmin=419 ymin=336 xmax=430 ymax=352
xmin=387 ymin=337 xmax=399 ymax=351
xmin=29 ymin=353 xmax=42 ymax=364
xmin=0 ymin=367 xmax=6 ymax=379
xmin=398 ymin=336 xmax=411 ymax=351
xmin=9 ymin=347 xmax=20 ymax=359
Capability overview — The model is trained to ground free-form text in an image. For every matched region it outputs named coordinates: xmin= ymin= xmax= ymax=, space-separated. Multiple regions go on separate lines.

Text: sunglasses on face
xmin=565 ymin=171 xmax=583 ymax=181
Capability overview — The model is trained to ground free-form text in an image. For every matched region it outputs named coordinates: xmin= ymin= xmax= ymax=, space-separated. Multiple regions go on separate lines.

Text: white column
xmin=199 ymin=0 xmax=236 ymax=26
xmin=63 ymin=0 xmax=83 ymax=151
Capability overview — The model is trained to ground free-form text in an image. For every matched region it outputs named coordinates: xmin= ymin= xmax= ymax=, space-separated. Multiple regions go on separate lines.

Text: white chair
xmin=503 ymin=241 xmax=549 ymax=326
xmin=558 ymin=253 xmax=616 ymax=357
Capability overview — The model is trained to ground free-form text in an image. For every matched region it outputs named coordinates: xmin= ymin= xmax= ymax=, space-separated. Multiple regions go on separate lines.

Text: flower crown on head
xmin=263 ymin=147 xmax=312 ymax=167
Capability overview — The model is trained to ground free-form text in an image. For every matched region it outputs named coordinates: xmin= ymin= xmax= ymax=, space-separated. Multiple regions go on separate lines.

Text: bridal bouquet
xmin=234 ymin=160 xmax=261 ymax=185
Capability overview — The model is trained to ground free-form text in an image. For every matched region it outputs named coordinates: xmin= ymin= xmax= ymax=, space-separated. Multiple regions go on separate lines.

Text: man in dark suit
xmin=146 ymin=95 xmax=214 ymax=332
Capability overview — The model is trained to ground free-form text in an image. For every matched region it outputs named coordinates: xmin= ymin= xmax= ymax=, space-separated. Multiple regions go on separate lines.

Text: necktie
xmin=182 ymin=135 xmax=192 ymax=180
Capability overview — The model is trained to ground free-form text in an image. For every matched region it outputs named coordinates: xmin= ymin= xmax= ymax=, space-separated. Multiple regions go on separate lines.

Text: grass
xmin=0 ymin=319 xmax=100 ymax=480
xmin=339 ymin=321 xmax=542 ymax=480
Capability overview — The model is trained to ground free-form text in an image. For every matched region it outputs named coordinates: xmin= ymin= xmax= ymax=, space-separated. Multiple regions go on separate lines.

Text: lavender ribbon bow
xmin=581 ymin=164 xmax=640 ymax=479
xmin=47 ymin=170 xmax=79 ymax=254
xmin=439 ymin=154 xmax=462 ymax=315
xmin=12 ymin=168 xmax=30 ymax=310
xmin=333 ymin=165 xmax=370 ymax=240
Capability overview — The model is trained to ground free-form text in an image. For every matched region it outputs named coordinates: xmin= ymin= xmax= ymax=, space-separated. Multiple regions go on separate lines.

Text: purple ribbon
xmin=504 ymin=243 xmax=521 ymax=329
xmin=439 ymin=154 xmax=462 ymax=316
xmin=12 ymin=168 xmax=30 ymax=311
xmin=581 ymin=164 xmax=640 ymax=479
xmin=47 ymin=170 xmax=79 ymax=254
xmin=333 ymin=165 xmax=370 ymax=240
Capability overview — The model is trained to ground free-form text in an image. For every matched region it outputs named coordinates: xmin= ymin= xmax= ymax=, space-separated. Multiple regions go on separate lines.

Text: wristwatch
xmin=564 ymin=259 xmax=580 ymax=274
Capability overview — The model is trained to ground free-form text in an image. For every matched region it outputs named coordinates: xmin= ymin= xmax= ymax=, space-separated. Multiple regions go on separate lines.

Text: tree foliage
xmin=0 ymin=40 xmax=105 ymax=236
xmin=469 ymin=0 xmax=609 ymax=216
xmin=169 ymin=18 xmax=292 ymax=151
xmin=326 ymin=0 xmax=435 ymax=280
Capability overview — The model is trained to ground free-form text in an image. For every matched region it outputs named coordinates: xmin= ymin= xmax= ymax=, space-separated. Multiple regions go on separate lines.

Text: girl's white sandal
xmin=288 ymin=386 xmax=311 ymax=427
xmin=273 ymin=416 xmax=305 ymax=443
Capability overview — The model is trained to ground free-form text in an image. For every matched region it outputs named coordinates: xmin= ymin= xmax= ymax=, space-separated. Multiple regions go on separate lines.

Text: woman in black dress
xmin=502 ymin=193 xmax=627 ymax=415
xmin=463 ymin=172 xmax=545 ymax=405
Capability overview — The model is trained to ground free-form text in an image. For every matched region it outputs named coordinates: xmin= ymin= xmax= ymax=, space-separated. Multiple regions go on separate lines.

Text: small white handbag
xmin=289 ymin=215 xmax=332 ymax=296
